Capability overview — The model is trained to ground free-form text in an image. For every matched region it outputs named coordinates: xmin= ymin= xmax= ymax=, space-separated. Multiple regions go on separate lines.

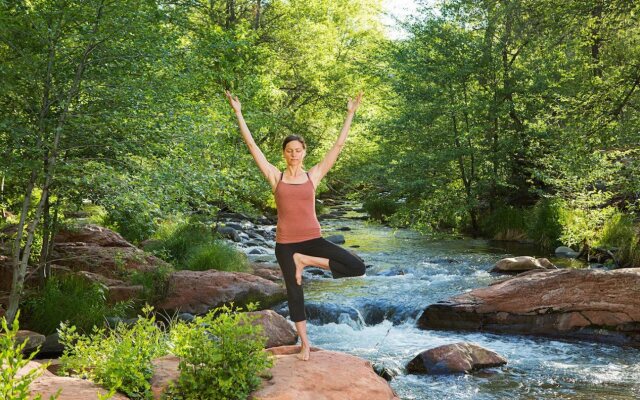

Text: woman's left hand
xmin=347 ymin=91 xmax=364 ymax=114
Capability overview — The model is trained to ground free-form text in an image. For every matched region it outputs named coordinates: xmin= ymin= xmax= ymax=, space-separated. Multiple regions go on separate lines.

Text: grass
xmin=24 ymin=274 xmax=131 ymax=335
xmin=145 ymin=220 xmax=250 ymax=272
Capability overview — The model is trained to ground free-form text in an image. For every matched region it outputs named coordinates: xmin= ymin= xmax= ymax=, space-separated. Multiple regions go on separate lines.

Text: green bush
xmin=527 ymin=198 xmax=566 ymax=250
xmin=560 ymin=205 xmax=617 ymax=249
xmin=146 ymin=221 xmax=248 ymax=272
xmin=1 ymin=312 xmax=59 ymax=400
xmin=148 ymin=222 xmax=213 ymax=264
xmin=363 ymin=196 xmax=398 ymax=222
xmin=598 ymin=212 xmax=640 ymax=268
xmin=129 ymin=265 xmax=174 ymax=305
xmin=59 ymin=305 xmax=168 ymax=399
xmin=103 ymin=192 xmax=161 ymax=244
xmin=24 ymin=275 xmax=131 ymax=335
xmin=166 ymin=303 xmax=272 ymax=400
xmin=184 ymin=242 xmax=249 ymax=272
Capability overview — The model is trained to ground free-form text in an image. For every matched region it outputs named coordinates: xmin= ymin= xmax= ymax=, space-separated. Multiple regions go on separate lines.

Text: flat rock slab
xmin=155 ymin=270 xmax=286 ymax=314
xmin=418 ymin=268 xmax=640 ymax=346
xmin=251 ymin=346 xmax=400 ymax=400
xmin=407 ymin=342 xmax=507 ymax=374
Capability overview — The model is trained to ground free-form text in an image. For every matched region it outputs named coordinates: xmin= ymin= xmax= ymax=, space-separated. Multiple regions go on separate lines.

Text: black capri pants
xmin=274 ymin=237 xmax=366 ymax=322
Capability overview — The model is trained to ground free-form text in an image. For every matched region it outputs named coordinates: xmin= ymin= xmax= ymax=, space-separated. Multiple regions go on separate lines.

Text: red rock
xmin=151 ymin=355 xmax=180 ymax=399
xmin=245 ymin=310 xmax=297 ymax=348
xmin=76 ymin=270 xmax=125 ymax=286
xmin=406 ymin=342 xmax=507 ymax=374
xmin=418 ymin=268 xmax=640 ymax=346
xmin=51 ymin=241 xmax=169 ymax=279
xmin=253 ymin=267 xmax=283 ymax=282
xmin=20 ymin=361 xmax=128 ymax=400
xmin=54 ymin=224 xmax=132 ymax=248
xmin=250 ymin=346 xmax=400 ymax=400
xmin=107 ymin=284 xmax=144 ymax=304
xmin=155 ymin=270 xmax=286 ymax=314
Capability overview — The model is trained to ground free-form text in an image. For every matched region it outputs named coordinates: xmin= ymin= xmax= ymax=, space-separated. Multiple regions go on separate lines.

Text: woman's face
xmin=283 ymin=140 xmax=306 ymax=166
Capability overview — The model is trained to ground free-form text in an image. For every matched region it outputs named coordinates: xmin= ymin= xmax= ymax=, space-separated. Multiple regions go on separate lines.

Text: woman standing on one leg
xmin=225 ymin=90 xmax=366 ymax=361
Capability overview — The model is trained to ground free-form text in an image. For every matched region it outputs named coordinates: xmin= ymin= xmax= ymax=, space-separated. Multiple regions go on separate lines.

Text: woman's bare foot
xmin=297 ymin=343 xmax=311 ymax=361
xmin=293 ymin=253 xmax=306 ymax=285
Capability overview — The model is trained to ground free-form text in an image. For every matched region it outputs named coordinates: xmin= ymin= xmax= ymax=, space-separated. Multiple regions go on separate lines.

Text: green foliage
xmin=184 ymin=242 xmax=249 ymax=272
xmin=59 ymin=306 xmax=168 ymax=400
xmin=151 ymin=222 xmax=213 ymax=264
xmin=480 ymin=205 xmax=530 ymax=240
xmin=0 ymin=312 xmax=59 ymax=400
xmin=24 ymin=275 xmax=131 ymax=336
xmin=527 ymin=198 xmax=567 ymax=250
xmin=146 ymin=221 xmax=248 ymax=272
xmin=362 ymin=196 xmax=399 ymax=222
xmin=166 ymin=303 xmax=272 ymax=400
xmin=560 ymin=205 xmax=618 ymax=249
xmin=129 ymin=265 xmax=174 ymax=305
xmin=598 ymin=212 xmax=640 ymax=268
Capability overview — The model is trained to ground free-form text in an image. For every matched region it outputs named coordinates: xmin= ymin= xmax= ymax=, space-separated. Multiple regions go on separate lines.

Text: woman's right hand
xmin=225 ymin=90 xmax=242 ymax=113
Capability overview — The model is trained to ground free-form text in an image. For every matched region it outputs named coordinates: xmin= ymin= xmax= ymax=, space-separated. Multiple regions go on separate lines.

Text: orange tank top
xmin=274 ymin=171 xmax=322 ymax=244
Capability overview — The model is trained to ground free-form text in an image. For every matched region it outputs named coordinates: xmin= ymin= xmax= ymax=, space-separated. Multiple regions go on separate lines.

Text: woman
xmin=224 ymin=90 xmax=366 ymax=361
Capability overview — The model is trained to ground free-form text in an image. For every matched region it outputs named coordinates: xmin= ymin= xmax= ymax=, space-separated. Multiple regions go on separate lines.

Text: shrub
xmin=183 ymin=242 xmax=249 ymax=272
xmin=527 ymin=198 xmax=566 ymax=250
xmin=24 ymin=275 xmax=131 ymax=336
xmin=146 ymin=221 xmax=249 ymax=272
xmin=363 ymin=196 xmax=398 ymax=222
xmin=166 ymin=303 xmax=273 ymax=400
xmin=559 ymin=205 xmax=617 ymax=249
xmin=0 ymin=312 xmax=59 ymax=400
xmin=129 ymin=265 xmax=174 ymax=305
xmin=59 ymin=305 xmax=168 ymax=399
xmin=151 ymin=222 xmax=213 ymax=265
xmin=598 ymin=212 xmax=640 ymax=268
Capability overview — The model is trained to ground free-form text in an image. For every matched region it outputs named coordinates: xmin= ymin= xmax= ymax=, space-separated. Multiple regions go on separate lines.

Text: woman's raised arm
xmin=308 ymin=92 xmax=363 ymax=188
xmin=225 ymin=90 xmax=280 ymax=190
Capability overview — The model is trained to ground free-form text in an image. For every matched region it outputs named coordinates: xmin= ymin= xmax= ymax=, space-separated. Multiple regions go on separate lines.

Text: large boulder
xmin=155 ymin=270 xmax=286 ymax=314
xmin=418 ymin=268 xmax=640 ymax=346
xmin=490 ymin=256 xmax=557 ymax=274
xmin=245 ymin=310 xmax=297 ymax=348
xmin=406 ymin=342 xmax=507 ymax=374
xmin=54 ymin=224 xmax=132 ymax=247
xmin=52 ymin=224 xmax=170 ymax=279
xmin=250 ymin=346 xmax=400 ymax=400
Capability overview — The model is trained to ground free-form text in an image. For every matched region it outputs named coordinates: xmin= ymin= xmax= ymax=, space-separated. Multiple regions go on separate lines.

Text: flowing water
xmin=252 ymin=204 xmax=640 ymax=400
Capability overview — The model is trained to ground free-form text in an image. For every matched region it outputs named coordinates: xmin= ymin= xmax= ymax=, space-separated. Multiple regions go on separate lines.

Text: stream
xmin=247 ymin=202 xmax=640 ymax=400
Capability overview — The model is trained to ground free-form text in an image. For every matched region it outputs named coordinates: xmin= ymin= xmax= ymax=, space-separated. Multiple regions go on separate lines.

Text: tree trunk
xmin=6 ymin=0 xmax=106 ymax=327
xmin=591 ymin=2 xmax=603 ymax=78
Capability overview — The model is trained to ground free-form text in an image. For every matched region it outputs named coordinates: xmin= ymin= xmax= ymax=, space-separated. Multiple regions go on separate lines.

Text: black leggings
xmin=274 ymin=237 xmax=366 ymax=322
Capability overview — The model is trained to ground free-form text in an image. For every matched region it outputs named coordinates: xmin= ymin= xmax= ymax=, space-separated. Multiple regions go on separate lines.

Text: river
xmin=252 ymin=202 xmax=640 ymax=400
